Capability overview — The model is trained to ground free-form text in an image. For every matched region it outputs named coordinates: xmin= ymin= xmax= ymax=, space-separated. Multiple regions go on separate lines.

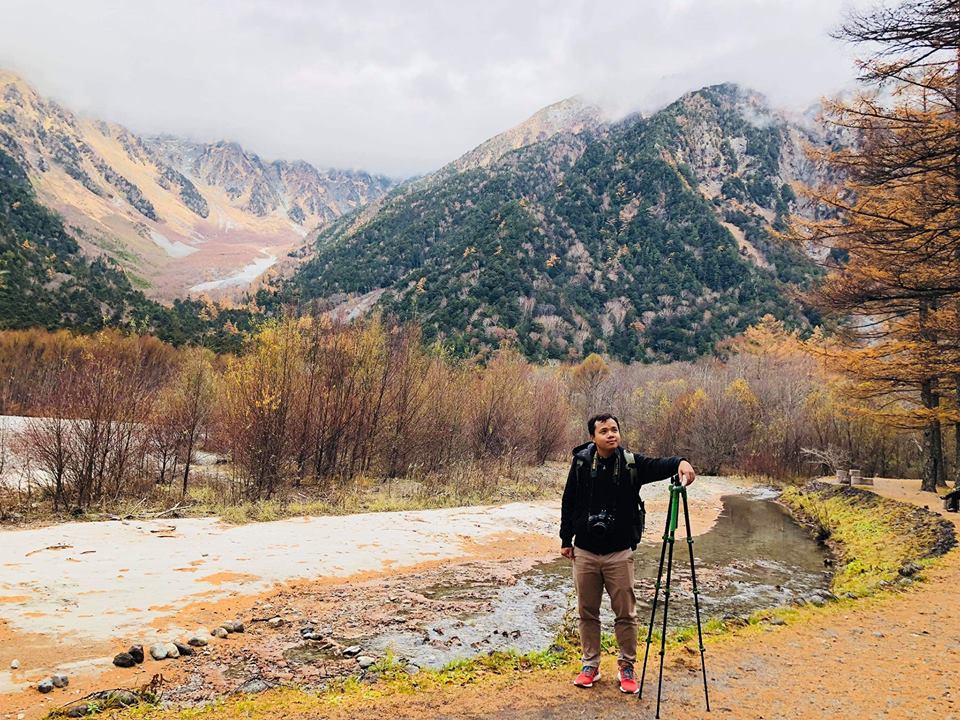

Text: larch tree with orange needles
xmin=793 ymin=0 xmax=960 ymax=491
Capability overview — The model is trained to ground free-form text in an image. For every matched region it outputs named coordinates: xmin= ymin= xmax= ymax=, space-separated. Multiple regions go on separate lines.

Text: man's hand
xmin=561 ymin=546 xmax=575 ymax=560
xmin=678 ymin=460 xmax=696 ymax=486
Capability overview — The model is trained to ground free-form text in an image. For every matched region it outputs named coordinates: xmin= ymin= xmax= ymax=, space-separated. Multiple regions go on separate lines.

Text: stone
xmin=173 ymin=641 xmax=194 ymax=656
xmin=149 ymin=643 xmax=168 ymax=660
xmin=87 ymin=688 xmax=138 ymax=706
xmin=342 ymin=645 xmax=362 ymax=658
xmin=357 ymin=656 xmax=376 ymax=669
xmin=187 ymin=636 xmax=208 ymax=647
xmin=51 ymin=673 xmax=68 ymax=688
xmin=804 ymin=590 xmax=834 ymax=607
xmin=37 ymin=678 xmax=54 ymax=693
xmin=769 ymin=617 xmax=787 ymax=626
xmin=65 ymin=706 xmax=95 ymax=718
xmin=163 ymin=642 xmax=180 ymax=658
xmin=10 ymin=659 xmax=19 ymax=669
xmin=128 ymin=644 xmax=144 ymax=663
xmin=266 ymin=617 xmax=283 ymax=630
xmin=113 ymin=652 xmax=136 ymax=668
xmin=232 ymin=622 xmax=245 ymax=633
xmin=404 ymin=663 xmax=420 ymax=675
xmin=212 ymin=627 xmax=229 ymax=639
xmin=222 ymin=620 xmax=245 ymax=633
xmin=237 ymin=677 xmax=275 ymax=694
xmin=899 ymin=562 xmax=922 ymax=577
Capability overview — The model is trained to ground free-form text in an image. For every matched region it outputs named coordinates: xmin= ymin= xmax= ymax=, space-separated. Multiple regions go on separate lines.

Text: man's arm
xmin=559 ymin=460 xmax=577 ymax=554
xmin=633 ymin=455 xmax=696 ymax=486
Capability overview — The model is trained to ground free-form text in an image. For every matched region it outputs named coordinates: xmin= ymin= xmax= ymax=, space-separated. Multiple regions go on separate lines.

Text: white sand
xmin=0 ymin=476 xmax=752 ymax=644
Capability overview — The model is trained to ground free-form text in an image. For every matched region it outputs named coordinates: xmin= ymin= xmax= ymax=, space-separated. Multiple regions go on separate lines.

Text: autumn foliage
xmin=0 ymin=313 xmax=926 ymax=515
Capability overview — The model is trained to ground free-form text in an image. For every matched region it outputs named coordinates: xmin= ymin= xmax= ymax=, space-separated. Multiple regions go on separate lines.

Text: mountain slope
xmin=0 ymin=146 xmax=258 ymax=351
xmin=287 ymin=84 xmax=824 ymax=362
xmin=445 ymin=96 xmax=603 ymax=174
xmin=0 ymin=70 xmax=394 ymax=299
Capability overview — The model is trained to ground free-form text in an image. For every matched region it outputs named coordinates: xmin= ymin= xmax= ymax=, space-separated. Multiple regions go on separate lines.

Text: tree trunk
xmin=181 ymin=433 xmax=195 ymax=499
xmin=933 ymin=410 xmax=946 ymax=487
xmin=921 ymin=378 xmax=939 ymax=492
xmin=955 ymin=375 xmax=960 ymax=487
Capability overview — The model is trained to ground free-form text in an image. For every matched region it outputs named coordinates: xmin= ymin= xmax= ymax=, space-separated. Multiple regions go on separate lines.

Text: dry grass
xmin=1 ymin=458 xmax=568 ymax=527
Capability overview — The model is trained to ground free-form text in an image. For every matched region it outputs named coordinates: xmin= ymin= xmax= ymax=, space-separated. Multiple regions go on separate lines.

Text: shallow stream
xmin=361 ymin=491 xmax=831 ymax=668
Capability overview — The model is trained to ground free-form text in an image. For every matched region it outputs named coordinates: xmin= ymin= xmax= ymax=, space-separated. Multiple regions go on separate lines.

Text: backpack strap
xmin=623 ymin=450 xmax=638 ymax=489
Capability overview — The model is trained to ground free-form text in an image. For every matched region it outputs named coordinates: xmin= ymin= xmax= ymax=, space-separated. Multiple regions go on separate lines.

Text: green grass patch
xmin=780 ymin=482 xmax=956 ymax=598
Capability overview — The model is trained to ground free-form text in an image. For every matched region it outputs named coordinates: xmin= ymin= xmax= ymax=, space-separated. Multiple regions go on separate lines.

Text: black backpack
xmin=623 ymin=450 xmax=647 ymax=545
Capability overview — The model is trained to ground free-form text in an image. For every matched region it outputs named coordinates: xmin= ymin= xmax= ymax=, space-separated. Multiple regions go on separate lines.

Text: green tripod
xmin=639 ymin=475 xmax=710 ymax=718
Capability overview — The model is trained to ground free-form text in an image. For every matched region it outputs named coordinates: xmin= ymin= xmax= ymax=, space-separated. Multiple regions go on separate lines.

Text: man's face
xmin=592 ymin=419 xmax=621 ymax=453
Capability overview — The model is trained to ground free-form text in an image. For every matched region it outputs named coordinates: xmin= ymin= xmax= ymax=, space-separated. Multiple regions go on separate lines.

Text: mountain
xmin=0 ymin=146 xmax=255 ymax=351
xmin=286 ymin=84 xmax=828 ymax=362
xmin=0 ymin=70 xmax=394 ymax=299
xmin=445 ymin=96 xmax=604 ymax=174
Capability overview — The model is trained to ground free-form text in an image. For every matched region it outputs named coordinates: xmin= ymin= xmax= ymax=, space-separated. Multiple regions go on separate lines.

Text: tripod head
xmin=670 ymin=473 xmax=681 ymax=486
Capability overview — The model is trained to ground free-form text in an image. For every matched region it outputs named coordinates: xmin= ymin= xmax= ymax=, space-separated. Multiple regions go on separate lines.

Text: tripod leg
xmin=655 ymin=492 xmax=678 ymax=720
xmin=639 ymin=494 xmax=673 ymax=699
xmin=682 ymin=488 xmax=710 ymax=712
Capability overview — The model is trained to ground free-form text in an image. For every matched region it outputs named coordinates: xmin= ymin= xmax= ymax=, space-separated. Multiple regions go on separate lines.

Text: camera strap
xmin=587 ymin=447 xmax=620 ymax=514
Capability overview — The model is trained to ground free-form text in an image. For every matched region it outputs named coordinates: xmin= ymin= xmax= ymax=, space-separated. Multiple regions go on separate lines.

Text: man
xmin=560 ymin=413 xmax=695 ymax=694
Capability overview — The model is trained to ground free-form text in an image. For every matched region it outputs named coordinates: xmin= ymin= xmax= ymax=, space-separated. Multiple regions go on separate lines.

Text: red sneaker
xmin=573 ymin=665 xmax=601 ymax=688
xmin=618 ymin=663 xmax=639 ymax=694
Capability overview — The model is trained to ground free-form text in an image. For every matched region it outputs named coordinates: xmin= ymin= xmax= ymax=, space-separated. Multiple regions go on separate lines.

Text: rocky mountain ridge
xmin=0 ymin=69 xmax=394 ymax=299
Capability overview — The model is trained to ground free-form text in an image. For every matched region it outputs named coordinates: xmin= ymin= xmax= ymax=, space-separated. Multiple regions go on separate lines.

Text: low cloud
xmin=0 ymin=0 xmax=868 ymax=177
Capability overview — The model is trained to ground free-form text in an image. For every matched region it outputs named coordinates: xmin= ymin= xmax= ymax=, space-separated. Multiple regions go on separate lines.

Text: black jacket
xmin=560 ymin=442 xmax=684 ymax=555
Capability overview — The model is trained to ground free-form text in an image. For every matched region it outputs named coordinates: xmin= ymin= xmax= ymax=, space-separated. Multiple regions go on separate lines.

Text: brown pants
xmin=572 ymin=546 xmax=637 ymax=668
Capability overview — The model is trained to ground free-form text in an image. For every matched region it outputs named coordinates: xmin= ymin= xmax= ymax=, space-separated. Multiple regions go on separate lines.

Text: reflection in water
xmin=363 ymin=494 xmax=831 ymax=669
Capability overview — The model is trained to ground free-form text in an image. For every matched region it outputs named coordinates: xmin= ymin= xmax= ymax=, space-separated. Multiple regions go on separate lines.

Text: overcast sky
xmin=0 ymin=0 xmax=871 ymax=177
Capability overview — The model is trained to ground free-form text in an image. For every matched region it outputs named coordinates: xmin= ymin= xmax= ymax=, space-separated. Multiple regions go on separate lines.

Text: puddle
xmin=362 ymin=494 xmax=830 ymax=668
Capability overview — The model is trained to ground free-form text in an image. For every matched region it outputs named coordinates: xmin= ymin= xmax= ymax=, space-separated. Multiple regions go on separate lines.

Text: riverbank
xmin=89 ymin=477 xmax=958 ymax=720
xmin=0 ymin=476 xmax=751 ymax=718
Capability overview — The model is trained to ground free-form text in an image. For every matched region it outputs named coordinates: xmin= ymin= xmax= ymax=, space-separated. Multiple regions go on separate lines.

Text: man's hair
xmin=588 ymin=413 xmax=620 ymax=437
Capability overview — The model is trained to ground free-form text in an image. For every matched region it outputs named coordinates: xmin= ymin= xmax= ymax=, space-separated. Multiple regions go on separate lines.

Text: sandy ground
xmin=312 ymin=477 xmax=960 ymax=720
xmin=0 ymin=476 xmax=747 ymax=718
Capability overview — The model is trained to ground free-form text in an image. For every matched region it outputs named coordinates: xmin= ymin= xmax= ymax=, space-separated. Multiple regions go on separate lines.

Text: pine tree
xmin=793 ymin=0 xmax=960 ymax=491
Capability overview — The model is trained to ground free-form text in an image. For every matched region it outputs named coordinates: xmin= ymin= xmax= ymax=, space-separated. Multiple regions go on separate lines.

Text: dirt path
xmin=337 ymin=478 xmax=960 ymax=720
xmin=0 ymin=477 xmax=747 ymax=718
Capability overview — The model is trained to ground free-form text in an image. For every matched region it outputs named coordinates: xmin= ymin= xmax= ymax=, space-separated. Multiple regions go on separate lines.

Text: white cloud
xmin=0 ymin=0 xmax=869 ymax=176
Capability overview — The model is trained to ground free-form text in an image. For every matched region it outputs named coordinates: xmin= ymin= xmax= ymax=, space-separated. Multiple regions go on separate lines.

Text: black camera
xmin=587 ymin=510 xmax=616 ymax=536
